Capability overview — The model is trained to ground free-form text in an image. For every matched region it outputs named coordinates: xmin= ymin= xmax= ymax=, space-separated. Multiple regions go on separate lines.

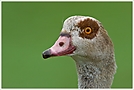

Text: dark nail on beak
xmin=42 ymin=49 xmax=52 ymax=59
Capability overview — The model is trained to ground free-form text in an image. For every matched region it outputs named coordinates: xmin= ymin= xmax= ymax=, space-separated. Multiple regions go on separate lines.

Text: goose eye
xmin=84 ymin=27 xmax=92 ymax=34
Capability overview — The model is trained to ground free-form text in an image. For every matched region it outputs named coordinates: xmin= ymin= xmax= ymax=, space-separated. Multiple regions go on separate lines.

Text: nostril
xmin=59 ymin=42 xmax=64 ymax=47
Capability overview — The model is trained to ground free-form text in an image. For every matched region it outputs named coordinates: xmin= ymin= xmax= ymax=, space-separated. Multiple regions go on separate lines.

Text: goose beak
xmin=42 ymin=34 xmax=76 ymax=59
xmin=42 ymin=49 xmax=52 ymax=59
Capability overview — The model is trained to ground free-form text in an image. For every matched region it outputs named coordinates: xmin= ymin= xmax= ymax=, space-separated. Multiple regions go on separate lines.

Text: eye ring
xmin=84 ymin=27 xmax=92 ymax=34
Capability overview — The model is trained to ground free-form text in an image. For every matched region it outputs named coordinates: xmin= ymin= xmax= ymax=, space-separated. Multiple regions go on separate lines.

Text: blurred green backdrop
xmin=2 ymin=2 xmax=132 ymax=88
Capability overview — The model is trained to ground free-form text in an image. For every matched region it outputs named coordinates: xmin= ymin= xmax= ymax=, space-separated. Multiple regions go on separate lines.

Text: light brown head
xmin=42 ymin=16 xmax=113 ymax=59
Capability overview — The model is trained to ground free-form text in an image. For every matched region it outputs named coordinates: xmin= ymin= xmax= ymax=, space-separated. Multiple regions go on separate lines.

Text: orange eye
xmin=84 ymin=27 xmax=92 ymax=34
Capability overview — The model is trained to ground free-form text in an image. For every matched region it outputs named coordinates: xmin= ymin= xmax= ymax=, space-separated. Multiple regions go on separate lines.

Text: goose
xmin=42 ymin=16 xmax=117 ymax=88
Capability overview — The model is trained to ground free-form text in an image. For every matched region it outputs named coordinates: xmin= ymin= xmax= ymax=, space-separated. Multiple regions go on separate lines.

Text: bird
xmin=42 ymin=16 xmax=117 ymax=88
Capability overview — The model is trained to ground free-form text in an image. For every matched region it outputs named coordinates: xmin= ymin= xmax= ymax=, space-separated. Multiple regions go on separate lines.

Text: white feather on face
xmin=62 ymin=16 xmax=101 ymax=33
xmin=61 ymin=16 xmax=114 ymax=61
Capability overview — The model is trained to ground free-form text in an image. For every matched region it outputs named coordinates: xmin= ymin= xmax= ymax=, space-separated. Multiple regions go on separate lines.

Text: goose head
xmin=42 ymin=16 xmax=117 ymax=88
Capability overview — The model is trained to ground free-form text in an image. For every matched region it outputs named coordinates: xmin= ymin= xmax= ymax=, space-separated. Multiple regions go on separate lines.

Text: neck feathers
xmin=72 ymin=56 xmax=117 ymax=88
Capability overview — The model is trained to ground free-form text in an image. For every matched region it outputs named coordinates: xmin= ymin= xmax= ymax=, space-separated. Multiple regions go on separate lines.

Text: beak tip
xmin=42 ymin=49 xmax=52 ymax=59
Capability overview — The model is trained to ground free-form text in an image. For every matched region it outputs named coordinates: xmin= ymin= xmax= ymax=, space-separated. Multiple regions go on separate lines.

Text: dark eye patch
xmin=77 ymin=18 xmax=99 ymax=39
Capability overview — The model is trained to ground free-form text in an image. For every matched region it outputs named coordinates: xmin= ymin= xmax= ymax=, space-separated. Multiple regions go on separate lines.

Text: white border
xmin=0 ymin=0 xmax=133 ymax=2
xmin=0 ymin=1 xmax=1 ymax=90
xmin=0 ymin=0 xmax=133 ymax=90
xmin=132 ymin=0 xmax=134 ymax=89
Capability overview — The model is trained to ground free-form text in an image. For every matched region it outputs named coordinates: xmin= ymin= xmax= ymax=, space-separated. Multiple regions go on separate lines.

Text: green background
xmin=2 ymin=2 xmax=132 ymax=88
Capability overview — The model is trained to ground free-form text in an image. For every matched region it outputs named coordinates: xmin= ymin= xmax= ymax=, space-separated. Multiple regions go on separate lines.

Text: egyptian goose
xmin=42 ymin=16 xmax=117 ymax=88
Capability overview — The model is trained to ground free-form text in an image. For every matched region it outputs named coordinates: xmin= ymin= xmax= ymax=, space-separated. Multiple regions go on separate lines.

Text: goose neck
xmin=72 ymin=56 xmax=116 ymax=88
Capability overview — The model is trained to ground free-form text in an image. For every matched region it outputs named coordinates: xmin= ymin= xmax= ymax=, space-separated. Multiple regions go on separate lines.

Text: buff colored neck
xmin=72 ymin=55 xmax=116 ymax=89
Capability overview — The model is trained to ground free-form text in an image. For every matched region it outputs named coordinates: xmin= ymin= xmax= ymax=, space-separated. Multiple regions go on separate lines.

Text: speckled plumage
xmin=42 ymin=16 xmax=117 ymax=88
xmin=63 ymin=16 xmax=117 ymax=88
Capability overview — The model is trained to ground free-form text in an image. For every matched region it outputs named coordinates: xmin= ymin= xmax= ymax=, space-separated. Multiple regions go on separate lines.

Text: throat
xmin=72 ymin=56 xmax=116 ymax=88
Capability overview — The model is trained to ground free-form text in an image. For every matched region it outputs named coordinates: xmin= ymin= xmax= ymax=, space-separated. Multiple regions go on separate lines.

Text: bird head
xmin=42 ymin=16 xmax=114 ymax=61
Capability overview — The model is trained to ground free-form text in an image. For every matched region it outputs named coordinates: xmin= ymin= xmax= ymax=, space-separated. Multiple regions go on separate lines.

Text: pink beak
xmin=42 ymin=34 xmax=76 ymax=59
